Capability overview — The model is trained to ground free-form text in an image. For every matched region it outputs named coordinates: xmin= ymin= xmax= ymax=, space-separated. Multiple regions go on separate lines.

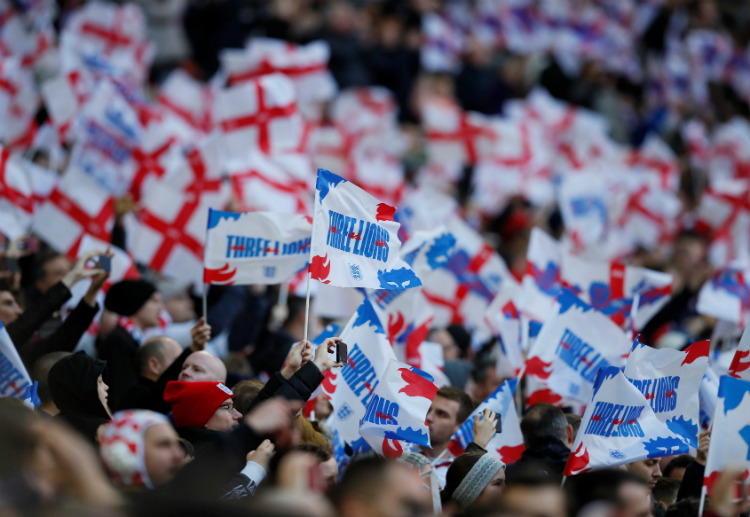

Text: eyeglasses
xmin=218 ymin=403 xmax=236 ymax=413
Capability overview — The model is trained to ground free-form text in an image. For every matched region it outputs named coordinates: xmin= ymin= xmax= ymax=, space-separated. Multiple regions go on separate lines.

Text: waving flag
xmin=0 ymin=146 xmax=34 ymax=239
xmin=421 ymin=216 xmax=510 ymax=329
xmin=696 ymin=266 xmax=750 ymax=326
xmin=525 ymin=288 xmax=631 ymax=405
xmin=564 ymin=367 xmax=690 ymax=476
xmin=448 ymin=379 xmax=525 ymax=464
xmin=203 ymin=209 xmax=311 ymax=286
xmin=0 ymin=320 xmax=33 ymax=401
xmin=562 ymin=255 xmax=673 ymax=329
xmin=624 ymin=337 xmax=709 ymax=448
xmin=324 ymin=298 xmax=397 ymax=450
xmin=702 ymin=375 xmax=750 ymax=496
xmin=359 ymin=359 xmax=438 ymax=458
xmin=485 ymin=279 xmax=524 ymax=378
xmin=519 ymin=227 xmax=562 ymax=322
xmin=310 ymin=168 xmax=420 ymax=290
xmin=729 ymin=325 xmax=750 ymax=380
xmin=559 ymin=172 xmax=609 ymax=252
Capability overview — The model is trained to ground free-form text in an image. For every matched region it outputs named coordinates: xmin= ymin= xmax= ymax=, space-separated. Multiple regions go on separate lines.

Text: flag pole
xmin=303 ymin=272 xmax=312 ymax=344
xmin=202 ymin=284 xmax=208 ymax=326
xmin=304 ymin=179 xmax=321 ymax=344
xmin=697 ymin=485 xmax=707 ymax=516
xmin=279 ymin=282 xmax=289 ymax=308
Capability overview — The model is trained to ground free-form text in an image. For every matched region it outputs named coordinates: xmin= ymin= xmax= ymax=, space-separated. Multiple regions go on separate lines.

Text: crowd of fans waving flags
xmin=1 ymin=0 xmax=750 ymax=512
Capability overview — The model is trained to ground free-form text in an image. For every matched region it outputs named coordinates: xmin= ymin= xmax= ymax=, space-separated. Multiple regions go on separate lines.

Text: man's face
xmin=179 ymin=352 xmax=225 ymax=382
xmin=319 ymin=456 xmax=339 ymax=488
xmin=132 ymin=292 xmax=164 ymax=329
xmin=164 ymin=291 xmax=195 ymax=323
xmin=97 ymin=374 xmax=111 ymax=415
xmin=38 ymin=256 xmax=71 ymax=292
xmin=425 ymin=396 xmax=461 ymax=446
xmin=204 ymin=398 xmax=241 ymax=432
xmin=626 ymin=459 xmax=662 ymax=489
xmin=618 ymin=481 xmax=653 ymax=517
xmin=144 ymin=423 xmax=184 ymax=486
xmin=0 ymin=291 xmax=22 ymax=325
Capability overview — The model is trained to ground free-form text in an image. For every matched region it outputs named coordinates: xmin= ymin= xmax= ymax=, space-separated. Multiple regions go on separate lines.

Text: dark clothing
xmin=19 ymin=297 xmax=99 ymax=369
xmin=248 ymin=361 xmax=324 ymax=413
xmin=117 ymin=346 xmax=192 ymax=413
xmin=48 ymin=351 xmax=110 ymax=443
xmin=8 ymin=281 xmax=71 ymax=348
xmin=97 ymin=325 xmax=141 ymax=410
xmin=505 ymin=436 xmax=571 ymax=482
xmin=250 ymin=327 xmax=296 ymax=376
xmin=677 ymin=460 xmax=705 ymax=502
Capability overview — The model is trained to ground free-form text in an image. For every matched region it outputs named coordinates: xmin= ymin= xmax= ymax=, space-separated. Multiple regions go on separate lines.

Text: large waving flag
xmin=624 ymin=337 xmax=709 ymax=449
xmin=729 ymin=326 xmax=750 ymax=380
xmin=203 ymin=208 xmax=312 ymax=285
xmin=310 ymin=168 xmax=421 ymax=290
xmin=702 ymin=375 xmax=750 ymax=496
xmin=519 ymin=227 xmax=562 ymax=322
xmin=562 ymin=255 xmax=672 ymax=329
xmin=0 ymin=320 xmax=34 ymax=403
xmin=448 ymin=379 xmax=525 ymax=464
xmin=323 ymin=298 xmax=396 ymax=451
xmin=525 ymin=288 xmax=631 ymax=405
xmin=485 ymin=279 xmax=524 ymax=378
xmin=564 ymin=367 xmax=690 ymax=476
xmin=359 ymin=359 xmax=438 ymax=458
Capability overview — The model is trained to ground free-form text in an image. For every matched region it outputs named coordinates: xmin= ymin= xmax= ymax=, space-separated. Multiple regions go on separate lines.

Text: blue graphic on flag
xmin=593 ymin=367 xmax=621 ymax=396
xmin=207 ymin=208 xmax=242 ymax=229
xmin=557 ymin=288 xmax=595 ymax=315
xmin=643 ymin=436 xmax=689 ymax=459
xmin=740 ymin=426 xmax=750 ymax=460
xmin=353 ymin=299 xmax=386 ymax=334
xmin=317 ymin=168 xmax=347 ymax=203
xmin=718 ymin=375 xmax=750 ymax=415
xmin=666 ymin=416 xmax=699 ymax=448
xmin=530 ymin=262 xmax=560 ymax=296
xmin=383 ymin=427 xmax=430 ymax=447
xmin=377 ymin=267 xmax=421 ymax=289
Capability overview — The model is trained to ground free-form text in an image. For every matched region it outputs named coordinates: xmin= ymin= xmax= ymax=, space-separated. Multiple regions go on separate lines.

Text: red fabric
xmin=164 ymin=381 xmax=233 ymax=428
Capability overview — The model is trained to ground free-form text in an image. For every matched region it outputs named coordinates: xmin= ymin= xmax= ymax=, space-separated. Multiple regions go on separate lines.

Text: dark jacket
xmin=677 ymin=460 xmax=704 ymax=502
xmin=48 ymin=351 xmax=110 ymax=443
xmin=247 ymin=361 xmax=324 ymax=413
xmin=117 ymin=346 xmax=192 ymax=413
xmin=97 ymin=325 xmax=140 ymax=410
xmin=8 ymin=282 xmax=71 ymax=349
xmin=19 ymin=297 xmax=99 ymax=369
xmin=505 ymin=436 xmax=571 ymax=482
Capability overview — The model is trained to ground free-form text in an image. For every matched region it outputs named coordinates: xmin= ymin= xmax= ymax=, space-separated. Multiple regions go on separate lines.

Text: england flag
xmin=729 ymin=326 xmax=750 ymax=380
xmin=203 ymin=208 xmax=311 ymax=285
xmin=310 ymin=168 xmax=421 ymax=290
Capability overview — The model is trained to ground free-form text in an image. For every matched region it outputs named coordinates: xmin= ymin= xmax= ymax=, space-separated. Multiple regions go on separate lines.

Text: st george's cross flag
xmin=696 ymin=266 xmax=750 ymax=327
xmin=203 ymin=208 xmax=312 ymax=285
xmin=702 ymin=375 xmax=750 ymax=496
xmin=729 ymin=325 xmax=750 ymax=380
xmin=359 ymin=359 xmax=438 ymax=458
xmin=448 ymin=379 xmax=525 ymax=465
xmin=310 ymin=168 xmax=421 ymax=290
xmin=564 ymin=367 xmax=691 ymax=476
xmin=624 ymin=337 xmax=709 ymax=449
xmin=525 ymin=288 xmax=631 ymax=406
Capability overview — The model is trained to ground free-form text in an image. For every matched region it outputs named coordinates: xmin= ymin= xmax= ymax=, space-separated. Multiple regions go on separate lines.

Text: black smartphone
xmin=495 ymin=415 xmax=502 ymax=434
xmin=98 ymin=255 xmax=112 ymax=273
xmin=336 ymin=341 xmax=348 ymax=364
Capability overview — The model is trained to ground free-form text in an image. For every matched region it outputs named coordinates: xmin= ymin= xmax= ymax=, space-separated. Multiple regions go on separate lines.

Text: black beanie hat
xmin=104 ymin=279 xmax=157 ymax=317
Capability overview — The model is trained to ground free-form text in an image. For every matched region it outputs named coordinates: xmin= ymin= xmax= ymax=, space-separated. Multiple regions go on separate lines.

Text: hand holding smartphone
xmin=335 ymin=341 xmax=348 ymax=365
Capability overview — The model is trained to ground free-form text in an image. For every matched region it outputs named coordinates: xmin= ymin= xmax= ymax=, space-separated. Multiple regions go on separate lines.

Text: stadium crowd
xmin=1 ymin=0 xmax=750 ymax=516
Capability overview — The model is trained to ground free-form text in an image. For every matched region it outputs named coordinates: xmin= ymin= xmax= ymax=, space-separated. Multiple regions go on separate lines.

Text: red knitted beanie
xmin=164 ymin=381 xmax=234 ymax=428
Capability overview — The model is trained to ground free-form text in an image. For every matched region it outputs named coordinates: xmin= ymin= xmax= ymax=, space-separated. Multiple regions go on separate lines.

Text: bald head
xmin=137 ymin=337 xmax=183 ymax=382
xmin=178 ymin=351 xmax=226 ymax=383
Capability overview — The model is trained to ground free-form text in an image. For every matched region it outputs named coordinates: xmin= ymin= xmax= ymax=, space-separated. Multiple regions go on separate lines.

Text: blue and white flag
xmin=359 ymin=359 xmax=438 ymax=458
xmin=203 ymin=208 xmax=312 ymax=285
xmin=525 ymin=288 xmax=631 ymax=406
xmin=448 ymin=379 xmax=525 ymax=464
xmin=624 ymin=337 xmax=709 ymax=448
xmin=323 ymin=298 xmax=396 ymax=450
xmin=0 ymin=320 xmax=34 ymax=403
xmin=310 ymin=168 xmax=421 ymax=290
xmin=565 ymin=367 xmax=690 ymax=476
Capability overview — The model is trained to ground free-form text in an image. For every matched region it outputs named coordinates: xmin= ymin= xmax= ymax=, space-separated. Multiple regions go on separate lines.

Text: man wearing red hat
xmin=164 ymin=380 xmax=241 ymax=433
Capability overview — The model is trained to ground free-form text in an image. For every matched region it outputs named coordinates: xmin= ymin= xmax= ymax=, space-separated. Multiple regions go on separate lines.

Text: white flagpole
xmin=303 ymin=272 xmax=312 ymax=344
xmin=202 ymin=284 xmax=208 ymax=325
xmin=303 ymin=182 xmax=321 ymax=344
xmin=697 ymin=485 xmax=707 ymax=516
xmin=278 ymin=282 xmax=290 ymax=308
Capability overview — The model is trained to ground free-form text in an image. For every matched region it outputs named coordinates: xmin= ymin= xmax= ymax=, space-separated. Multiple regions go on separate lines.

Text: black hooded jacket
xmin=48 ymin=351 xmax=111 ymax=443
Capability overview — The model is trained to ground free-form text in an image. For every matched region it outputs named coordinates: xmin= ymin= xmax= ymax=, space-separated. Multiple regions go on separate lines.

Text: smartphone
xmin=336 ymin=341 xmax=348 ymax=364
xmin=495 ymin=415 xmax=503 ymax=434
xmin=98 ymin=255 xmax=112 ymax=273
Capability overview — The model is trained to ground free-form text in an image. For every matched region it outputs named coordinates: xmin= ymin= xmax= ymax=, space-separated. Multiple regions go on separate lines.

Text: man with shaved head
xmin=179 ymin=350 xmax=227 ymax=383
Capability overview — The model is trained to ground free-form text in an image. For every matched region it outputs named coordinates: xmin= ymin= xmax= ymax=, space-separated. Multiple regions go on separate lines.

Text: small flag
xmin=0 ymin=320 xmax=34 ymax=402
xmin=310 ymin=168 xmax=421 ymax=290
xmin=729 ymin=326 xmax=750 ymax=380
xmin=203 ymin=208 xmax=312 ymax=285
